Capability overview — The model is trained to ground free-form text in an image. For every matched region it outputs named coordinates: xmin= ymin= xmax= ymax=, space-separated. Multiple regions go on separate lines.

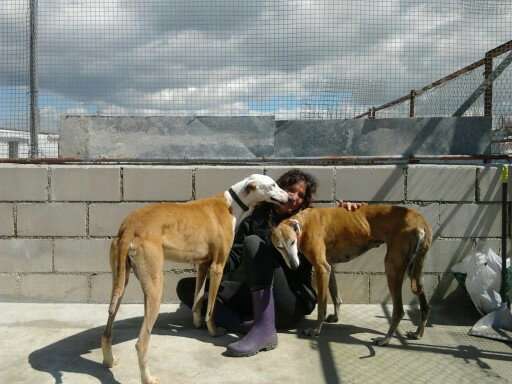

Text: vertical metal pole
xmin=484 ymin=54 xmax=493 ymax=117
xmin=409 ymin=90 xmax=416 ymax=118
xmin=29 ymin=0 xmax=39 ymax=158
xmin=501 ymin=165 xmax=510 ymax=308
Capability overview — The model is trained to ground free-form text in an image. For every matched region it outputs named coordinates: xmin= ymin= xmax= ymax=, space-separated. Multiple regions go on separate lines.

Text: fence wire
xmin=0 ymin=0 xmax=511 ymax=159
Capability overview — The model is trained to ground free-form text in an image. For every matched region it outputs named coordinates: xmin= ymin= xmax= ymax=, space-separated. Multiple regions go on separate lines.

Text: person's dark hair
xmin=276 ymin=169 xmax=317 ymax=210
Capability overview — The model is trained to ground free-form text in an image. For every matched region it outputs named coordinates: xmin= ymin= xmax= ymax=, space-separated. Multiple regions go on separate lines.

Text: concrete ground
xmin=1 ymin=302 xmax=511 ymax=384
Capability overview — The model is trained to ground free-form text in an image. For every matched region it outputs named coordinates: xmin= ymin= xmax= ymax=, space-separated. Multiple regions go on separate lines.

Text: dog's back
xmin=297 ymin=205 xmax=431 ymax=263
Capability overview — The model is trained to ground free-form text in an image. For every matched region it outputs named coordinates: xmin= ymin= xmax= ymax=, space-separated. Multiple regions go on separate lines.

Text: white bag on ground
xmin=451 ymin=247 xmax=510 ymax=315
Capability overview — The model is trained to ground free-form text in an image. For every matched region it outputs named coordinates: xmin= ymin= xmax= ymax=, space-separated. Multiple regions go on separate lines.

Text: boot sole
xmin=226 ymin=342 xmax=278 ymax=357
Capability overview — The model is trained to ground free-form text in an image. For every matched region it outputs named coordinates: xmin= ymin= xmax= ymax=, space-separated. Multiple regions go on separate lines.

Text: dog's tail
xmin=406 ymin=224 xmax=432 ymax=295
xmin=108 ymin=231 xmax=134 ymax=315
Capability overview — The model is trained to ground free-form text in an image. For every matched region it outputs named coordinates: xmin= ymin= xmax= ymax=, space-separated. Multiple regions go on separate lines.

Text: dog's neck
xmin=224 ymin=180 xmax=255 ymax=229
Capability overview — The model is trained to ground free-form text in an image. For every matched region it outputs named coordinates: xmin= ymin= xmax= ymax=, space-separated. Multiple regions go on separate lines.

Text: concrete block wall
xmin=0 ymin=163 xmax=507 ymax=305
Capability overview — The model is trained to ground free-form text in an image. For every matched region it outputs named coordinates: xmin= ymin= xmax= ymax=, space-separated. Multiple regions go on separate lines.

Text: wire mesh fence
xmin=0 ymin=0 xmax=511 ymax=159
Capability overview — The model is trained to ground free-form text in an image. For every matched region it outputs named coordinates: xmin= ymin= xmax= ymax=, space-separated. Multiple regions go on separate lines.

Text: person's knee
xmin=243 ymin=235 xmax=265 ymax=259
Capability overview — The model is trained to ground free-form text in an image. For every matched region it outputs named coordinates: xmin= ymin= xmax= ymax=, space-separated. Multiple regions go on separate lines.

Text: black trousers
xmin=176 ymin=235 xmax=311 ymax=329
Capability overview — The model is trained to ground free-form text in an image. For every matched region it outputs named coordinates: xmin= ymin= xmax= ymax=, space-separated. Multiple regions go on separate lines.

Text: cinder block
xmin=332 ymin=273 xmax=370 ymax=304
xmin=20 ymin=273 xmax=89 ymax=302
xmin=17 ymin=203 xmax=86 ymax=236
xmin=54 ymin=238 xmax=112 ymax=272
xmin=123 ymin=166 xmax=193 ymax=201
xmin=0 ymin=165 xmax=48 ymax=201
xmin=163 ymin=271 xmax=197 ymax=303
xmin=0 ymin=239 xmax=53 ymax=272
xmin=427 ymin=238 xmax=504 ymax=273
xmin=333 ymin=247 xmax=386 ymax=273
xmin=90 ymin=273 xmax=143 ymax=303
xmin=0 ymin=203 xmax=14 ymax=235
xmin=335 ymin=165 xmax=405 ymax=202
xmin=89 ymin=203 xmax=146 ymax=236
xmin=50 ymin=165 xmax=121 ymax=201
xmin=265 ymin=166 xmax=334 ymax=201
xmin=0 ymin=274 xmax=20 ymax=300
xmin=439 ymin=204 xmax=501 ymax=237
xmin=195 ymin=167 xmax=264 ymax=199
xmin=477 ymin=166 xmax=512 ymax=202
xmin=407 ymin=165 xmax=476 ymax=202
xmin=369 ymin=274 xmax=438 ymax=304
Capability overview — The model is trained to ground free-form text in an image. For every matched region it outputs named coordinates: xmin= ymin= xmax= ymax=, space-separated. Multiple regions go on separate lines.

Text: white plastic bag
xmin=451 ymin=247 xmax=510 ymax=315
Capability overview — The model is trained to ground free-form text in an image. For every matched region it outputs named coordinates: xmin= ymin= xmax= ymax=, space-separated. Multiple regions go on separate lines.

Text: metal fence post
xmin=409 ymin=90 xmax=416 ymax=117
xmin=29 ymin=0 xmax=39 ymax=158
xmin=484 ymin=54 xmax=493 ymax=117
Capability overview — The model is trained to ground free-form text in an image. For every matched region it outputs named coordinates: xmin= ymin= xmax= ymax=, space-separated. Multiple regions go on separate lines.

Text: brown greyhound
xmin=271 ymin=205 xmax=432 ymax=346
xmin=101 ymin=174 xmax=288 ymax=384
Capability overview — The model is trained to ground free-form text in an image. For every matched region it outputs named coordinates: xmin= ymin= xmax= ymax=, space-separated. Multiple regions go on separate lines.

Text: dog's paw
xmin=325 ymin=314 xmax=339 ymax=323
xmin=102 ymin=356 xmax=118 ymax=368
xmin=301 ymin=328 xmax=320 ymax=337
xmin=142 ymin=375 xmax=160 ymax=384
xmin=372 ymin=336 xmax=390 ymax=346
xmin=193 ymin=313 xmax=205 ymax=329
xmin=405 ymin=331 xmax=420 ymax=340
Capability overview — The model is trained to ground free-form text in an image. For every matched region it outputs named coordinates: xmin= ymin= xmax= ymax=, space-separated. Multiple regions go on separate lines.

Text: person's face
xmin=274 ymin=180 xmax=307 ymax=216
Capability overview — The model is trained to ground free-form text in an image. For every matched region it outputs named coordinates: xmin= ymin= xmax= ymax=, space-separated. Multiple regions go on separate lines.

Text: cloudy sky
xmin=1 ymin=0 xmax=511 ymax=132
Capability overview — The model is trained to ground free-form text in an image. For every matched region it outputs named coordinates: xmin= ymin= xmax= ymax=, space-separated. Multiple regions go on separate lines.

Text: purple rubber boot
xmin=225 ymin=287 xmax=277 ymax=357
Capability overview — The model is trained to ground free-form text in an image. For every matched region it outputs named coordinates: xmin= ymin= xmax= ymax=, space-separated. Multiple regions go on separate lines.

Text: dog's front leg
xmin=304 ymin=260 xmax=330 ymax=337
xmin=326 ymin=266 xmax=341 ymax=323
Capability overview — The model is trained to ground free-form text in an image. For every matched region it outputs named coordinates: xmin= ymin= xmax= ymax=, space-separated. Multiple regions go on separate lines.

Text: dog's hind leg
xmin=326 ymin=267 xmax=341 ymax=323
xmin=406 ymin=242 xmax=431 ymax=340
xmin=102 ymin=239 xmax=131 ymax=368
xmin=205 ymin=260 xmax=226 ymax=336
xmin=192 ymin=262 xmax=209 ymax=328
xmin=134 ymin=241 xmax=164 ymax=384
xmin=374 ymin=241 xmax=407 ymax=346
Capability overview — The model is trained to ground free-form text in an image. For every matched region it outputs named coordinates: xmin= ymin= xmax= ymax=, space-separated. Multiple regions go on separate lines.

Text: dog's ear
xmin=244 ymin=181 xmax=257 ymax=195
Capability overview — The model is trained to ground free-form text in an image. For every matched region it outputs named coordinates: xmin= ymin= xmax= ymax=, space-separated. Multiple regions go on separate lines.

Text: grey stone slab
xmin=20 ymin=274 xmax=89 ymax=302
xmin=54 ymin=239 xmax=112 ymax=272
xmin=477 ymin=166 xmax=512 ymax=202
xmin=0 ymin=204 xmax=14 ymax=235
xmin=194 ymin=167 xmax=264 ymax=199
xmin=426 ymin=238 xmax=505 ymax=273
xmin=89 ymin=203 xmax=147 ymax=236
xmin=123 ymin=166 xmax=193 ymax=201
xmin=265 ymin=166 xmax=334 ymax=201
xmin=274 ymin=117 xmax=491 ymax=157
xmin=332 ymin=273 xmax=370 ymax=304
xmin=0 ymin=274 xmax=20 ymax=300
xmin=0 ymin=239 xmax=53 ymax=273
xmin=439 ymin=204 xmax=502 ymax=237
xmin=407 ymin=165 xmax=476 ymax=202
xmin=0 ymin=165 xmax=48 ymax=201
xmin=60 ymin=116 xmax=275 ymax=159
xmin=17 ymin=203 xmax=87 ymax=237
xmin=50 ymin=166 xmax=121 ymax=201
xmin=336 ymin=165 xmax=405 ymax=201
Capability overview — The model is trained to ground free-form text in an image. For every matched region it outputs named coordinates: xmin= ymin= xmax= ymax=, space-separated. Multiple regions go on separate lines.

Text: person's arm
xmin=336 ymin=199 xmax=365 ymax=211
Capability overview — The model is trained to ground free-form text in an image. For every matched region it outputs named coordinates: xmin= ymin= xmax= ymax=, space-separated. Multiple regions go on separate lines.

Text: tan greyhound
xmin=101 ymin=174 xmax=288 ymax=384
xmin=271 ymin=205 xmax=432 ymax=346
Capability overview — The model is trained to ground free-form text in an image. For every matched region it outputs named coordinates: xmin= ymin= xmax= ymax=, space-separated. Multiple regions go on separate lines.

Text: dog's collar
xmin=228 ymin=188 xmax=249 ymax=212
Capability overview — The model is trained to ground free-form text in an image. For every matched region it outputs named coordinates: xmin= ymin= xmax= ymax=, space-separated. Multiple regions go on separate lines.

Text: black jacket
xmin=229 ymin=203 xmax=317 ymax=312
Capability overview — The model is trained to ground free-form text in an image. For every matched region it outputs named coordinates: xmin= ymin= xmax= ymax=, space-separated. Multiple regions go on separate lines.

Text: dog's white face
xmin=271 ymin=219 xmax=301 ymax=270
xmin=243 ymin=174 xmax=289 ymax=206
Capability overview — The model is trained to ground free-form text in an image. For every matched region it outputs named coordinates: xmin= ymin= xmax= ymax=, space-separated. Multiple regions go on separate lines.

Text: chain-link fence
xmin=1 ymin=0 xmax=511 ymax=159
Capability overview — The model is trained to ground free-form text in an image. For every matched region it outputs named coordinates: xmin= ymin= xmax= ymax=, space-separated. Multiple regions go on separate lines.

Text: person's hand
xmin=336 ymin=200 xmax=365 ymax=211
